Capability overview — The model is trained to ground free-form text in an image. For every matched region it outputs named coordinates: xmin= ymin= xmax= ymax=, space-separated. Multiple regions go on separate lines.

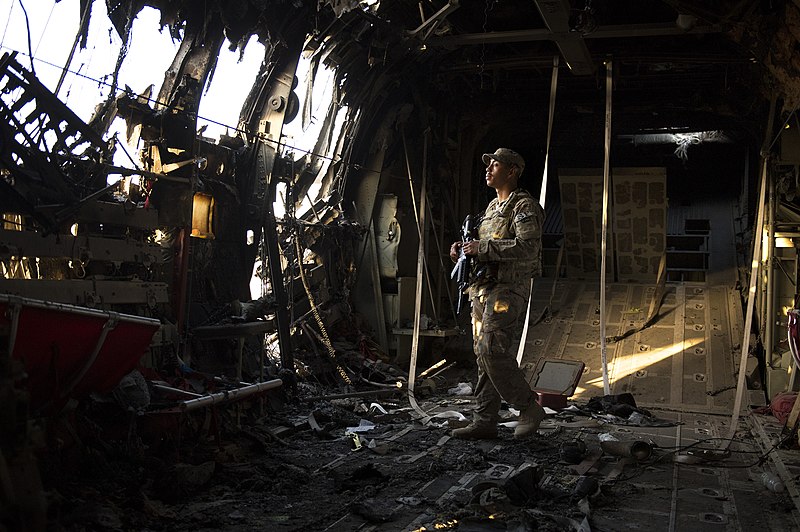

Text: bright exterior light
xmin=190 ymin=193 xmax=215 ymax=239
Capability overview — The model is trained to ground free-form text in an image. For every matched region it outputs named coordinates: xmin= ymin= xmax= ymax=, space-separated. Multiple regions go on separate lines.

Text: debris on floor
xmin=7 ymin=347 xmax=798 ymax=531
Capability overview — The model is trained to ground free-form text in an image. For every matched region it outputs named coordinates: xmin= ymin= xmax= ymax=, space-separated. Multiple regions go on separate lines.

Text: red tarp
xmin=1 ymin=296 xmax=160 ymax=412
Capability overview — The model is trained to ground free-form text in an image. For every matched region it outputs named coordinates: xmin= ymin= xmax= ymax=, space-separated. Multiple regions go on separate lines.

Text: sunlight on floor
xmin=571 ymin=337 xmax=705 ymax=397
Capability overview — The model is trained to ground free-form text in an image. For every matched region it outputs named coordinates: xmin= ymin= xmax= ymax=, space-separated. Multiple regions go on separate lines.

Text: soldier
xmin=448 ymin=148 xmax=546 ymax=439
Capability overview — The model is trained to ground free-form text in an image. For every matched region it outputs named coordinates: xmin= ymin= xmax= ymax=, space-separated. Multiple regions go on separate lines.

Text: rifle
xmin=450 ymin=214 xmax=478 ymax=315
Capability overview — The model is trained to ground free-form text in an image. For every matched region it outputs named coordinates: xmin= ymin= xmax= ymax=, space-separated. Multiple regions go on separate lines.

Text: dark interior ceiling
xmin=299 ymin=0 xmax=789 ymax=190
xmin=400 ymin=0 xmax=775 ymax=138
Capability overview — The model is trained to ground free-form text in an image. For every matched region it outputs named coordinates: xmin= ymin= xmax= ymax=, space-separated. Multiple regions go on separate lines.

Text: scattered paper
xmin=369 ymin=403 xmax=388 ymax=414
xmin=448 ymin=382 xmax=473 ymax=395
xmin=598 ymin=432 xmax=618 ymax=442
xmin=345 ymin=419 xmax=376 ymax=433
xmin=431 ymin=410 xmax=467 ymax=421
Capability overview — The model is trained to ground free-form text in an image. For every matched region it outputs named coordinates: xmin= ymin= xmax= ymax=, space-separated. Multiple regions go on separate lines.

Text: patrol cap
xmin=482 ymin=148 xmax=525 ymax=175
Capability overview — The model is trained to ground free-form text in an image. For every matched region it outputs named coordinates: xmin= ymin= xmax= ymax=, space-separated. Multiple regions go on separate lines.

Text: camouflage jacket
xmin=469 ymin=188 xmax=543 ymax=297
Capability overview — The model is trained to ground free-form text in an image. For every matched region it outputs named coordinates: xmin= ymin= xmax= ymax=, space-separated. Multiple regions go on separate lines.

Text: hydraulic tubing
xmin=179 ymin=379 xmax=283 ymax=412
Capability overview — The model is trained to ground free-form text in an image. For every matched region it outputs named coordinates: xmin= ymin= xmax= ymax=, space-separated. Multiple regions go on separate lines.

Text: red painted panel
xmin=1 ymin=299 xmax=159 ymax=412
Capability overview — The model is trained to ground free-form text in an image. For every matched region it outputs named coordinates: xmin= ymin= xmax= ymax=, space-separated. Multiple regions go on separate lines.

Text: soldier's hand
xmin=462 ymin=240 xmax=479 ymax=256
xmin=450 ymin=242 xmax=461 ymax=262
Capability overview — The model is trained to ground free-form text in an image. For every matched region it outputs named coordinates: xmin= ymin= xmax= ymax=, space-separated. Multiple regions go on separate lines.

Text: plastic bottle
xmin=761 ymin=471 xmax=785 ymax=493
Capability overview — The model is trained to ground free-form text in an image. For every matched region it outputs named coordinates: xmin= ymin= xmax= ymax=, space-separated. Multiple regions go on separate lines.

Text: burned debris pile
xmin=17 ymin=365 xmax=793 ymax=531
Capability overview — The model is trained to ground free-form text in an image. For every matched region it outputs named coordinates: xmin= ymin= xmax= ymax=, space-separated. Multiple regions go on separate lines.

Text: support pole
xmin=366 ymin=222 xmax=389 ymax=351
xmin=727 ymin=157 xmax=768 ymax=441
xmin=251 ymin=54 xmax=301 ymax=375
xmin=177 ymin=380 xmax=283 ymax=412
xmin=794 ymin=253 xmax=800 ymax=393
xmin=726 ymin=93 xmax=777 ymax=444
xmin=352 ymin=147 xmax=389 ymax=353
xmin=55 ymin=0 xmax=92 ymax=97
xmin=599 ymin=59 xmax=613 ymax=396
xmin=766 ymin=174 xmax=776 ymax=364
xmin=264 ymin=172 xmax=293 ymax=371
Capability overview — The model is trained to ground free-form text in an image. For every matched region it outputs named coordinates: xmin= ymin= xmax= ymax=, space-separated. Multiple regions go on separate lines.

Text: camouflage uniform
xmin=468 ymin=187 xmax=544 ymax=426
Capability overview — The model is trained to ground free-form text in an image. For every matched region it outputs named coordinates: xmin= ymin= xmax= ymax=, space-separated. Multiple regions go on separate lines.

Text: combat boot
xmin=450 ymin=422 xmax=498 ymax=440
xmin=514 ymin=402 xmax=545 ymax=439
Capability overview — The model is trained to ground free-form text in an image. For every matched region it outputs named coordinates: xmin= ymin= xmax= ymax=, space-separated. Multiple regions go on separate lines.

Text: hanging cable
xmin=15 ymin=0 xmax=35 ymax=75
xmin=32 ymin=0 xmax=56 ymax=57
xmin=401 ymin=128 xmax=438 ymax=322
xmin=788 ymin=309 xmax=800 ymax=366
xmin=294 ymin=236 xmax=352 ymax=386
xmin=110 ymin=133 xmax=142 ymax=170
xmin=478 ymin=0 xmax=496 ymax=89
xmin=55 ymin=0 xmax=92 ymax=97
xmin=0 ymin=1 xmax=13 ymax=49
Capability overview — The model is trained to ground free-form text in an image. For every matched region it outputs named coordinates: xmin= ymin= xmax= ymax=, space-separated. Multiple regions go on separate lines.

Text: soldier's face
xmin=485 ymin=159 xmax=515 ymax=189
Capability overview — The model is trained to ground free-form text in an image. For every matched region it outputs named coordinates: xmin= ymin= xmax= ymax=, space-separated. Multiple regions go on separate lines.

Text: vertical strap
xmin=599 ymin=59 xmax=613 ymax=396
xmin=408 ymin=129 xmax=431 ymax=423
xmin=517 ymin=57 xmax=559 ymax=366
xmin=59 ymin=312 xmax=120 ymax=401
xmin=539 ymin=55 xmax=559 ymax=210
xmin=6 ymin=296 xmax=22 ymax=357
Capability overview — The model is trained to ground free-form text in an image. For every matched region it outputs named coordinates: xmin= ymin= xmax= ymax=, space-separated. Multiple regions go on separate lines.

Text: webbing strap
xmin=517 ymin=56 xmax=559 ymax=365
xmin=407 ymin=130 xmax=432 ymax=423
xmin=599 ymin=59 xmax=613 ymax=396
xmin=540 ymin=55 xmax=559 ymax=210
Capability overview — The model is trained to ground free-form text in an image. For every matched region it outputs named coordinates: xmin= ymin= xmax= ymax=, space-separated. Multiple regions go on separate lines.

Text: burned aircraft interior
xmin=4 ymin=0 xmax=800 ymax=530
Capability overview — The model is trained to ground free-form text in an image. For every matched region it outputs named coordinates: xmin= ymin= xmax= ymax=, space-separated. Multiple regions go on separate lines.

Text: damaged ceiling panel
xmin=84 ymin=0 xmax=800 ymax=133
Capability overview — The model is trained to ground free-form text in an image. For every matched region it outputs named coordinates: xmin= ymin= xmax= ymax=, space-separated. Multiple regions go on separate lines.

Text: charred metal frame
xmin=0 ymin=52 xmax=113 ymax=233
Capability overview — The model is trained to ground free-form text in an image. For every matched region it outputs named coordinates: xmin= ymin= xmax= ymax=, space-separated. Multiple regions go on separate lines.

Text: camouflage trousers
xmin=470 ymin=283 xmax=537 ymax=425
